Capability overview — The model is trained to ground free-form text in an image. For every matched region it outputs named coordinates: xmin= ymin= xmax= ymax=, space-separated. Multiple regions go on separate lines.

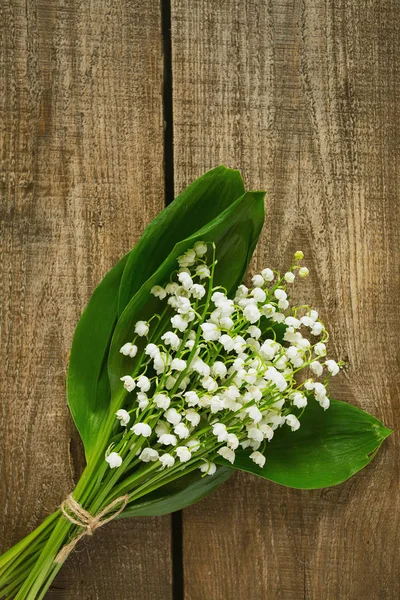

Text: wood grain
xmin=171 ymin=0 xmax=400 ymax=598
xmin=0 ymin=1 xmax=171 ymax=598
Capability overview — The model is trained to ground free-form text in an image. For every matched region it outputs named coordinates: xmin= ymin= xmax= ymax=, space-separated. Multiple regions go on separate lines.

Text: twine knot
xmin=55 ymin=493 xmax=129 ymax=563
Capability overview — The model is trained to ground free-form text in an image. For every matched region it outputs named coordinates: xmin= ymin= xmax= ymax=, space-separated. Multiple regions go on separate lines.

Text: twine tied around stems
xmin=55 ymin=494 xmax=129 ymax=563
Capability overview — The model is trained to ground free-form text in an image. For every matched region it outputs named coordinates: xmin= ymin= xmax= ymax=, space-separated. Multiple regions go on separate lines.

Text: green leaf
xmin=119 ymin=467 xmax=232 ymax=518
xmin=118 ymin=166 xmax=245 ymax=315
xmin=108 ymin=190 xmax=265 ymax=397
xmin=216 ymin=399 xmax=392 ymax=489
xmin=67 ymin=167 xmax=245 ymax=460
xmin=67 ymin=254 xmax=129 ymax=460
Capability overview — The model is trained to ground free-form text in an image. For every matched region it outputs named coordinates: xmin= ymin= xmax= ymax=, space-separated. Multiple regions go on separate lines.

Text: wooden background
xmin=1 ymin=1 xmax=399 ymax=598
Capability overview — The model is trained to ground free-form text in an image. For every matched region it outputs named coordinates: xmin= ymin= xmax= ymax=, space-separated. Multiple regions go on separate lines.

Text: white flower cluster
xmin=106 ymin=243 xmax=341 ymax=478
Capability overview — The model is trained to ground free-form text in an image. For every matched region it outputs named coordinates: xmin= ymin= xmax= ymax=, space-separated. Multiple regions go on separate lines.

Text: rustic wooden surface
xmin=0 ymin=1 xmax=171 ymax=599
xmin=172 ymin=0 xmax=400 ymax=599
xmin=1 ymin=0 xmax=399 ymax=599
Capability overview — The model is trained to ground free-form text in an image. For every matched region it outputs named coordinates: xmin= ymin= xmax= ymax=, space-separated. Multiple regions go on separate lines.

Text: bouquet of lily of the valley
xmin=0 ymin=167 xmax=391 ymax=599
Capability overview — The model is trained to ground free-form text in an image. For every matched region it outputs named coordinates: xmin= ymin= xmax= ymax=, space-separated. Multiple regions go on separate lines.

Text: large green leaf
xmin=67 ymin=167 xmax=245 ymax=460
xmin=108 ymin=190 xmax=265 ymax=396
xmin=216 ymin=399 xmax=392 ymax=489
xmin=118 ymin=166 xmax=245 ymax=315
xmin=118 ymin=466 xmax=232 ymax=518
xmin=67 ymin=254 xmax=129 ymax=459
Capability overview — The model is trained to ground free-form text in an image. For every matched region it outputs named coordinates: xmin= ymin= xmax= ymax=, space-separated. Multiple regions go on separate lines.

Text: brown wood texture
xmin=0 ymin=1 xmax=172 ymax=599
xmin=171 ymin=1 xmax=400 ymax=599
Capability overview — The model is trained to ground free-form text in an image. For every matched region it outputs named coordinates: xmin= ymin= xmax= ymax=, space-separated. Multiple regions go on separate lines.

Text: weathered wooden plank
xmin=0 ymin=1 xmax=171 ymax=598
xmin=171 ymin=1 xmax=400 ymax=598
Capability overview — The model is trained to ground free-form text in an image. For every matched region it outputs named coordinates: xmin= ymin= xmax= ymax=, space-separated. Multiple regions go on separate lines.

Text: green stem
xmin=34 ymin=562 xmax=63 ymax=600
xmin=0 ymin=512 xmax=59 ymax=574
xmin=0 ymin=551 xmax=41 ymax=599
xmin=103 ymin=462 xmax=162 ymax=504
xmin=88 ymin=443 xmax=157 ymax=515
xmin=14 ymin=517 xmax=73 ymax=600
